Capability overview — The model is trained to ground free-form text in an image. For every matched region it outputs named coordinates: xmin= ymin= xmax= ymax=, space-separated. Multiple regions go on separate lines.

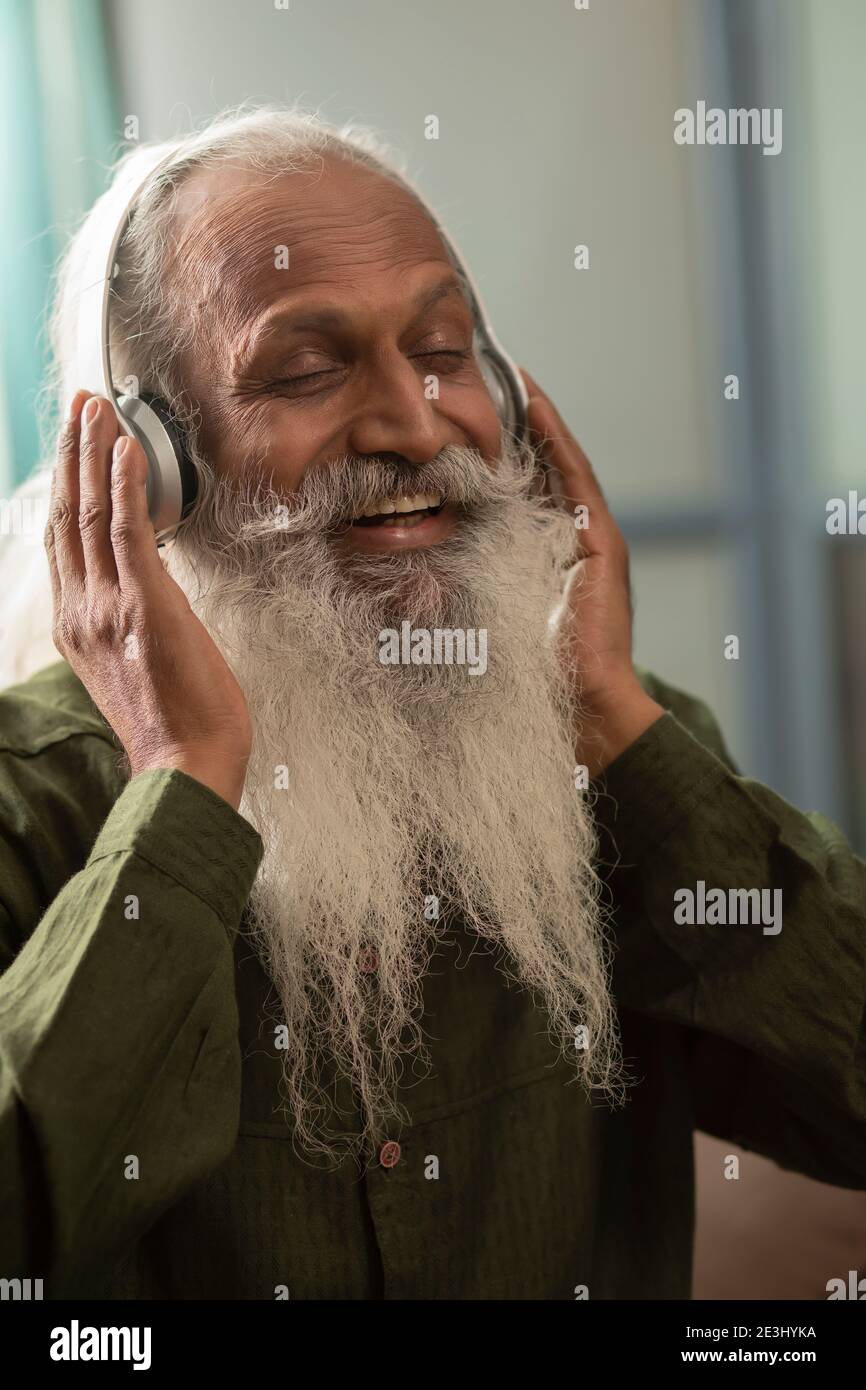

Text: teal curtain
xmin=0 ymin=0 xmax=118 ymax=488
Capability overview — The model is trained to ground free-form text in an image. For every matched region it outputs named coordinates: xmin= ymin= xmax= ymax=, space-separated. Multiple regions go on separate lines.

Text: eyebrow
xmin=245 ymin=272 xmax=472 ymax=349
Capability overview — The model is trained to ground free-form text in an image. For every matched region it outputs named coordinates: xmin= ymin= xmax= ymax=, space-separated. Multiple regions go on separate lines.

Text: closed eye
xmin=265 ymin=348 xmax=473 ymax=394
xmin=264 ymin=367 xmax=345 ymax=393
xmin=410 ymin=348 xmax=473 ymax=369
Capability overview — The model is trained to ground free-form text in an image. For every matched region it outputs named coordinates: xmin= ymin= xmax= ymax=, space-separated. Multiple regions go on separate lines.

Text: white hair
xmin=164 ymin=435 xmax=625 ymax=1163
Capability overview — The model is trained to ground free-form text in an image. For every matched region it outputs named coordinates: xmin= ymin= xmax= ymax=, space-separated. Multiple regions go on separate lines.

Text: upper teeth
xmin=357 ymin=492 xmax=442 ymax=519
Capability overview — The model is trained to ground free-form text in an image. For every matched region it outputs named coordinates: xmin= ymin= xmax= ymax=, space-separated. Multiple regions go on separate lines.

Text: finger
xmin=521 ymin=369 xmax=605 ymax=507
xmin=78 ymin=396 xmax=120 ymax=589
xmin=520 ymin=368 xmax=615 ymax=556
xmin=44 ymin=500 xmax=61 ymax=614
xmin=109 ymin=433 xmax=166 ymax=595
xmin=48 ymin=390 xmax=89 ymax=588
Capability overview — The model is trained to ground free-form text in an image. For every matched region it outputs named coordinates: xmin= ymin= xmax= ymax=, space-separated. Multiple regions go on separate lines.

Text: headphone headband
xmin=72 ymin=147 xmax=176 ymax=417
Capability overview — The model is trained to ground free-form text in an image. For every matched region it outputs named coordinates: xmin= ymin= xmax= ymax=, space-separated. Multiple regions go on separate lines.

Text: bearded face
xmin=163 ymin=429 xmax=623 ymax=1163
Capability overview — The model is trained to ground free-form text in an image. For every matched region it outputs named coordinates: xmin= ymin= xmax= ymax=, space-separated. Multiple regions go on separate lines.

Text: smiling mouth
xmin=349 ymin=491 xmax=446 ymax=528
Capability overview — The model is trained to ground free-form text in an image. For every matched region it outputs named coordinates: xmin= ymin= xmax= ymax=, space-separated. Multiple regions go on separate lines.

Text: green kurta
xmin=0 ymin=660 xmax=864 ymax=1300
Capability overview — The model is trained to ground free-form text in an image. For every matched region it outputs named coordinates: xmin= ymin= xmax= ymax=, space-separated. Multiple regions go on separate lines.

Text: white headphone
xmin=71 ymin=145 xmax=530 ymax=545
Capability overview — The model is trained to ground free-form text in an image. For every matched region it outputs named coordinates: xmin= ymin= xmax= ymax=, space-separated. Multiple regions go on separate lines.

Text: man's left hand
xmin=520 ymin=368 xmax=665 ymax=779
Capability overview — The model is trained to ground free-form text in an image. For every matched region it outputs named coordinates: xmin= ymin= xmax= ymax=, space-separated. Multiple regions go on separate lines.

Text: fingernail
xmin=67 ymin=390 xmax=86 ymax=423
xmin=113 ymin=435 xmax=129 ymax=462
xmin=83 ymin=397 xmax=100 ymax=427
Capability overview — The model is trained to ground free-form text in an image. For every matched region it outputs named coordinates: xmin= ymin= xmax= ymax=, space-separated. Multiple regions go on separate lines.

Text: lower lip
xmin=339 ymin=502 xmax=457 ymax=551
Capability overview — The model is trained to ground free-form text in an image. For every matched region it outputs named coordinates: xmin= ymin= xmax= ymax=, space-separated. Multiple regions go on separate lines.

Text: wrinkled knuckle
xmin=87 ymin=603 xmax=118 ymax=645
xmin=54 ymin=609 xmax=82 ymax=654
xmin=79 ymin=502 xmax=107 ymax=535
xmin=57 ymin=419 xmax=78 ymax=460
xmin=78 ymin=428 xmax=100 ymax=463
xmin=50 ymin=498 xmax=75 ymax=534
xmin=109 ymin=516 xmax=138 ymax=551
xmin=115 ymin=595 xmax=139 ymax=629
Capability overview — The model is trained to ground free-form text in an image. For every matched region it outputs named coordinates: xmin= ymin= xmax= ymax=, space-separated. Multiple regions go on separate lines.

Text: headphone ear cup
xmin=478 ymin=350 xmax=517 ymax=436
xmin=116 ymin=392 xmax=198 ymax=535
xmin=138 ymin=393 xmax=198 ymax=518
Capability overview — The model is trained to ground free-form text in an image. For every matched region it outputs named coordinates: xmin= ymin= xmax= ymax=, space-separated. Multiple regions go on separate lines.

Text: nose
xmin=346 ymin=355 xmax=451 ymax=463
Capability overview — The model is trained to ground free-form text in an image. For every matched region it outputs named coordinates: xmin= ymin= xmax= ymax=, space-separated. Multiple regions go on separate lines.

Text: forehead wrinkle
xmin=227 ymin=205 xmax=448 ymax=315
xmin=171 ymin=195 xmax=299 ymax=346
xmin=176 ymin=164 xmax=441 ymax=269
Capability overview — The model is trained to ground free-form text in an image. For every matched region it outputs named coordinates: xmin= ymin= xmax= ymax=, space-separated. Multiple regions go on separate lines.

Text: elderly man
xmin=0 ymin=106 xmax=864 ymax=1302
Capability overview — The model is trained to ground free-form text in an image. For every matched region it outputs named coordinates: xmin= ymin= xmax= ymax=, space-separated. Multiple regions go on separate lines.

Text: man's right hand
xmin=44 ymin=390 xmax=253 ymax=811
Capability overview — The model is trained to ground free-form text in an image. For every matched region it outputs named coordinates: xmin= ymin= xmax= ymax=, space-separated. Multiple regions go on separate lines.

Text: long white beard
xmin=164 ymin=435 xmax=624 ymax=1163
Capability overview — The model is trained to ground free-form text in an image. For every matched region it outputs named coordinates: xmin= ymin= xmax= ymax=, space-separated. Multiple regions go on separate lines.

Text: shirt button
xmin=359 ymin=946 xmax=379 ymax=973
xmin=379 ymin=1140 xmax=401 ymax=1168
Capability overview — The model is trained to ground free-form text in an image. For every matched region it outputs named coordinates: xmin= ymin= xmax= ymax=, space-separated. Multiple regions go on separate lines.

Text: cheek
xmin=205 ymin=398 xmax=312 ymax=493
xmin=446 ymin=381 xmax=504 ymax=461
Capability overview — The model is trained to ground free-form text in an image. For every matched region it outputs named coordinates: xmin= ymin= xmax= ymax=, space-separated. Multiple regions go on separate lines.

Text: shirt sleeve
xmin=591 ymin=699 xmax=866 ymax=1190
xmin=0 ymin=764 xmax=264 ymax=1295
